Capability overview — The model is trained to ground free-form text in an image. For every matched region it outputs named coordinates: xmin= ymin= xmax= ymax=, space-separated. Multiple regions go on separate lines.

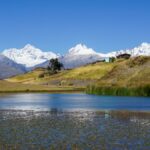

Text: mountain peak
xmin=2 ymin=44 xmax=58 ymax=68
xmin=140 ymin=42 xmax=150 ymax=47
xmin=23 ymin=44 xmax=35 ymax=49
xmin=74 ymin=43 xmax=87 ymax=49
xmin=68 ymin=43 xmax=96 ymax=55
xmin=22 ymin=44 xmax=42 ymax=53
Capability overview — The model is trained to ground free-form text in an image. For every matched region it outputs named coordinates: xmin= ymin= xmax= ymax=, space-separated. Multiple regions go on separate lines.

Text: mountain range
xmin=0 ymin=42 xmax=150 ymax=79
xmin=2 ymin=44 xmax=58 ymax=68
xmin=0 ymin=54 xmax=26 ymax=79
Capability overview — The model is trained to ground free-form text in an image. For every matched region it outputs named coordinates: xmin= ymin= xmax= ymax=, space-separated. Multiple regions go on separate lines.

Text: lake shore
xmin=0 ymin=88 xmax=85 ymax=93
xmin=1 ymin=86 xmax=150 ymax=97
xmin=0 ymin=80 xmax=85 ymax=93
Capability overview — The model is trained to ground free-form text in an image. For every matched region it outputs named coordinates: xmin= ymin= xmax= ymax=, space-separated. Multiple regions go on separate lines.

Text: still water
xmin=0 ymin=93 xmax=150 ymax=149
xmin=0 ymin=93 xmax=149 ymax=111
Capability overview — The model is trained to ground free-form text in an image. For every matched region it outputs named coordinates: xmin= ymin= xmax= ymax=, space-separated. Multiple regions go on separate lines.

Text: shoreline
xmin=0 ymin=109 xmax=150 ymax=113
xmin=0 ymin=88 xmax=85 ymax=94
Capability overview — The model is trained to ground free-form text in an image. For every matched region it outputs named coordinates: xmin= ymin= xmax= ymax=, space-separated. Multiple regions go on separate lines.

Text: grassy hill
xmin=7 ymin=62 xmax=115 ymax=86
xmin=6 ymin=56 xmax=150 ymax=96
xmin=96 ymin=56 xmax=150 ymax=87
xmin=86 ymin=56 xmax=150 ymax=96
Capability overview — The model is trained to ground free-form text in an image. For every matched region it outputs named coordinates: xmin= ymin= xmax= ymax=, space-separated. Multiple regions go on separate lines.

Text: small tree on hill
xmin=47 ymin=58 xmax=63 ymax=74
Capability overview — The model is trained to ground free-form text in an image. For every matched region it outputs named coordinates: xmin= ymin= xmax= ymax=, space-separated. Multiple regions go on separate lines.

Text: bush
xmin=110 ymin=57 xmax=116 ymax=62
xmin=38 ymin=73 xmax=45 ymax=78
xmin=47 ymin=58 xmax=63 ymax=74
xmin=26 ymin=89 xmax=30 ymax=92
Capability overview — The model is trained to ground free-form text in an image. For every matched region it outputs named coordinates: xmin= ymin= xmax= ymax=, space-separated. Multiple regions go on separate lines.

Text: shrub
xmin=47 ymin=58 xmax=63 ymax=74
xmin=38 ymin=73 xmax=45 ymax=78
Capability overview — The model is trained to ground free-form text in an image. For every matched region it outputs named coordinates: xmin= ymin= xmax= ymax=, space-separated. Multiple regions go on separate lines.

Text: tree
xmin=110 ymin=57 xmax=116 ymax=62
xmin=47 ymin=58 xmax=63 ymax=74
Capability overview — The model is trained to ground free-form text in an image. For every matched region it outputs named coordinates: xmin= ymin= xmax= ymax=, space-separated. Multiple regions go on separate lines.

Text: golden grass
xmin=6 ymin=69 xmax=44 ymax=83
xmin=96 ymin=56 xmax=150 ymax=87
xmin=8 ymin=62 xmax=115 ymax=85
xmin=59 ymin=62 xmax=114 ymax=79
xmin=6 ymin=56 xmax=150 ymax=91
xmin=0 ymin=80 xmax=84 ymax=93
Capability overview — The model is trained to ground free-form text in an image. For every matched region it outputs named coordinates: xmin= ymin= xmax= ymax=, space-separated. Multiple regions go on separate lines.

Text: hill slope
xmin=7 ymin=62 xmax=115 ymax=86
xmin=7 ymin=56 xmax=150 ymax=88
xmin=86 ymin=56 xmax=150 ymax=96
xmin=97 ymin=56 xmax=150 ymax=87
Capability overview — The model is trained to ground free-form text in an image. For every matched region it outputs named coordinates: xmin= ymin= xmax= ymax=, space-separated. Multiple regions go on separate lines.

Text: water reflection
xmin=0 ymin=93 xmax=150 ymax=111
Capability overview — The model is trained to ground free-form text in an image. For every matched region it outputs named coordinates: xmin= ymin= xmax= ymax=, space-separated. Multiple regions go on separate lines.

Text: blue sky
xmin=0 ymin=0 xmax=150 ymax=54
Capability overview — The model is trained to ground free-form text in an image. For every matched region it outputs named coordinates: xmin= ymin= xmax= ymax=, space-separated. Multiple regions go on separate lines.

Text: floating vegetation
xmin=0 ymin=110 xmax=150 ymax=149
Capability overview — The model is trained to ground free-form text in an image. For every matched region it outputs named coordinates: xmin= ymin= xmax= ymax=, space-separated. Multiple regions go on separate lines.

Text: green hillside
xmin=96 ymin=56 xmax=150 ymax=87
xmin=7 ymin=61 xmax=115 ymax=86
xmin=6 ymin=56 xmax=150 ymax=96
xmin=86 ymin=56 xmax=150 ymax=96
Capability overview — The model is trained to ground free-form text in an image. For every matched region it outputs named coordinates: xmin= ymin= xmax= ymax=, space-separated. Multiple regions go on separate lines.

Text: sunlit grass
xmin=5 ymin=56 xmax=150 ymax=95
xmin=8 ymin=62 xmax=115 ymax=83
xmin=0 ymin=80 xmax=84 ymax=93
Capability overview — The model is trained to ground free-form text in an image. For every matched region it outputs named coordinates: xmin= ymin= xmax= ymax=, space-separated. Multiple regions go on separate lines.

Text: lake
xmin=0 ymin=93 xmax=150 ymax=149
xmin=0 ymin=93 xmax=150 ymax=111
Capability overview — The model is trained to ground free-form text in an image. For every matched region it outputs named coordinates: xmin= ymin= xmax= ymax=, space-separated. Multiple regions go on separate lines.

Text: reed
xmin=86 ymin=85 xmax=150 ymax=96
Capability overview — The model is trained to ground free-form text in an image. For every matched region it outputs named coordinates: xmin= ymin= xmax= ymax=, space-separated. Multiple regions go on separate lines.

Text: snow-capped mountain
xmin=66 ymin=43 xmax=108 ymax=57
xmin=59 ymin=44 xmax=104 ymax=68
xmin=118 ymin=42 xmax=150 ymax=56
xmin=0 ymin=54 xmax=26 ymax=79
xmin=61 ymin=42 xmax=150 ymax=68
xmin=2 ymin=44 xmax=59 ymax=68
xmin=67 ymin=44 xmax=97 ymax=55
xmin=1 ymin=42 xmax=150 ymax=71
xmin=105 ymin=42 xmax=150 ymax=57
